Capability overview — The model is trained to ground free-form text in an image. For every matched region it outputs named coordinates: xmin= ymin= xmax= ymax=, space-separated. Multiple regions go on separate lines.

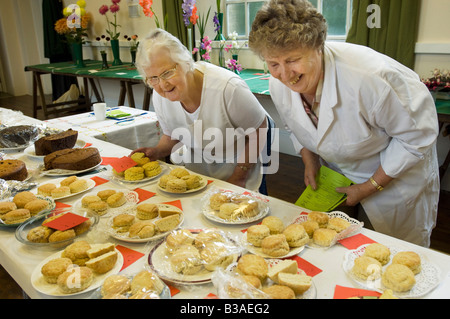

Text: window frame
xmin=225 ymin=0 xmax=353 ymax=41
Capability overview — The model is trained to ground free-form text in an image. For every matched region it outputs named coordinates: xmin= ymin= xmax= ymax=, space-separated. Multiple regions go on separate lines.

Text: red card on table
xmin=115 ymin=245 xmax=145 ymax=271
xmin=101 ymin=157 xmax=118 ymax=165
xmin=54 ymin=201 xmax=72 ymax=209
xmin=169 ymin=285 xmax=180 ymax=297
xmin=91 ymin=176 xmax=109 ymax=186
xmin=333 ymin=285 xmax=381 ymax=299
xmin=43 ymin=212 xmax=88 ymax=231
xmin=109 ymin=156 xmax=137 ymax=173
xmin=338 ymin=233 xmax=377 ymax=250
xmin=289 ymin=256 xmax=322 ymax=277
xmin=134 ymin=188 xmax=156 ymax=203
xmin=163 ymin=199 xmax=183 ymax=210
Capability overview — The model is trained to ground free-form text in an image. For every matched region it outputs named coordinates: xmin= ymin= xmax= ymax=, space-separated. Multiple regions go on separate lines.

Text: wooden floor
xmin=0 ymin=94 xmax=449 ymax=298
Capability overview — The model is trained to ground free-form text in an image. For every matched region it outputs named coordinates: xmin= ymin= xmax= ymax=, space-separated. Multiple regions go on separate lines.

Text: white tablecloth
xmin=0 ymin=113 xmax=449 ymax=300
xmin=43 ymin=106 xmax=161 ymax=151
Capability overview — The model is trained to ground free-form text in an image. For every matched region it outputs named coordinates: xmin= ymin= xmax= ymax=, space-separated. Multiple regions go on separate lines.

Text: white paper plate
xmin=31 ymin=177 xmax=96 ymax=201
xmin=31 ymin=246 xmax=123 ymax=297
xmin=42 ymin=163 xmax=102 ymax=177
xmin=157 ymin=176 xmax=208 ymax=194
xmin=73 ymin=190 xmax=139 ymax=218
xmin=242 ymin=232 xmax=305 ymax=259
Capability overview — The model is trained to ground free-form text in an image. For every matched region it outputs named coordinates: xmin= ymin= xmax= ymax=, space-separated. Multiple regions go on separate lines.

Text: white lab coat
xmin=270 ymin=42 xmax=440 ymax=247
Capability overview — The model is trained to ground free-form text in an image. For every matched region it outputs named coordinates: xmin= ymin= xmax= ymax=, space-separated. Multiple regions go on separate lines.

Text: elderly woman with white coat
xmin=249 ymin=0 xmax=440 ymax=247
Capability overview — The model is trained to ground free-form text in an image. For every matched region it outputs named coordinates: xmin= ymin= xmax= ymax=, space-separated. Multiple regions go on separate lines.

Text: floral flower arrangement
xmin=224 ymin=31 xmax=248 ymax=56
xmin=193 ymin=36 xmax=212 ymax=62
xmin=124 ymin=35 xmax=139 ymax=50
xmin=182 ymin=0 xmax=198 ymax=26
xmin=54 ymin=0 xmax=91 ymax=44
xmin=139 ymin=0 xmax=164 ymax=29
xmin=422 ymin=69 xmax=450 ymax=92
xmin=99 ymin=0 xmax=121 ymax=40
xmin=225 ymin=59 xmax=242 ymax=74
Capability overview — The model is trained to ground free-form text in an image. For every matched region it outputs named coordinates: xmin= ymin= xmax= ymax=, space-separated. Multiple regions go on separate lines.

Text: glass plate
xmin=0 ymin=196 xmax=55 ymax=228
xmin=15 ymin=209 xmax=99 ymax=249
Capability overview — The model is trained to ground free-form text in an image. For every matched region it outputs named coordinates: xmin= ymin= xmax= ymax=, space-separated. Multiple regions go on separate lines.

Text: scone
xmin=51 ymin=186 xmax=71 ymax=198
xmin=158 ymin=174 xmax=177 ymax=188
xmin=85 ymin=251 xmax=118 ymax=274
xmin=169 ymin=167 xmax=190 ymax=178
xmin=124 ymin=167 xmax=145 ymax=181
xmin=277 ymin=272 xmax=312 ymax=295
xmin=107 ymin=192 xmax=126 ymax=208
xmin=351 ymin=256 xmax=382 ymax=280
xmin=283 ymin=224 xmax=310 ymax=248
xmin=300 ymin=220 xmax=319 ymax=238
xmin=13 ymin=191 xmax=37 ymax=208
xmin=200 ymin=241 xmax=235 ymax=271
xmin=113 ymin=214 xmax=135 ymax=233
xmin=87 ymin=243 xmax=116 ymax=259
xmin=73 ymin=219 xmax=92 ymax=236
xmin=236 ymin=254 xmax=268 ymax=282
xmin=97 ymin=189 xmax=116 ymax=201
xmin=262 ymin=284 xmax=295 ymax=299
xmin=37 ymin=183 xmax=57 ymax=197
xmin=130 ymin=152 xmax=150 ymax=166
xmin=166 ymin=229 xmax=195 ymax=254
xmin=246 ymin=224 xmax=270 ymax=247
xmin=392 ymin=251 xmax=421 ymax=275
xmin=381 ymin=264 xmax=416 ymax=292
xmin=267 ymin=259 xmax=298 ymax=283
xmin=41 ymin=257 xmax=73 ymax=284
xmin=61 ymin=240 xmax=92 ymax=266
xmin=307 ymin=211 xmax=329 ymax=228
xmin=136 ymin=203 xmax=159 ymax=220
xmin=261 ymin=234 xmax=290 ymax=257
xmin=60 ymin=176 xmax=77 ymax=187
xmin=48 ymin=229 xmax=76 ymax=243
xmin=312 ymin=228 xmax=337 ymax=247
xmin=0 ymin=201 xmax=17 ymax=215
xmin=27 ymin=225 xmax=54 ymax=243
xmin=240 ymin=275 xmax=262 ymax=290
xmin=218 ymin=202 xmax=240 ymax=220
xmin=128 ymin=221 xmax=155 ymax=239
xmin=181 ymin=174 xmax=202 ymax=189
xmin=363 ymin=243 xmax=391 ymax=265
xmin=57 ymin=266 xmax=93 ymax=294
xmin=327 ymin=217 xmax=351 ymax=233
xmin=88 ymin=201 xmax=108 ymax=216
xmin=24 ymin=199 xmax=49 ymax=216
xmin=130 ymin=270 xmax=165 ymax=295
xmin=2 ymin=209 xmax=31 ymax=224
xmin=153 ymin=214 xmax=180 ymax=232
xmin=261 ymin=216 xmax=285 ymax=234
xmin=142 ymin=161 xmax=162 ymax=178
xmin=165 ymin=179 xmax=187 ymax=193
xmin=101 ymin=274 xmax=131 ymax=297
xmin=193 ymin=229 xmax=225 ymax=249
xmin=82 ymin=195 xmax=102 ymax=208
xmin=170 ymin=245 xmax=203 ymax=275
xmin=209 ymin=193 xmax=230 ymax=210
xmin=69 ymin=179 xmax=88 ymax=193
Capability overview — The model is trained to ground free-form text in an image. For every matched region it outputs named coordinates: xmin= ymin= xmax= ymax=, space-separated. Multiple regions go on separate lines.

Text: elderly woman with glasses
xmin=131 ymin=29 xmax=271 ymax=192
xmin=249 ymin=0 xmax=440 ymax=246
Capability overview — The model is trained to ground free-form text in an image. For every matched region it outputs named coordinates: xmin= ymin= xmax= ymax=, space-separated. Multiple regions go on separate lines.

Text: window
xmin=226 ymin=0 xmax=352 ymax=40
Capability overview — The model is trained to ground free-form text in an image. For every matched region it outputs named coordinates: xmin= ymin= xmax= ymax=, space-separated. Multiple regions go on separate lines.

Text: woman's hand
xmin=336 ymin=182 xmax=376 ymax=206
xmin=300 ymin=148 xmax=320 ymax=190
xmin=129 ymin=147 xmax=159 ymax=161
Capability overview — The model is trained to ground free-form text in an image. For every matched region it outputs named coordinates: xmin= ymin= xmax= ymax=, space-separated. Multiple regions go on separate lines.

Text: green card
xmin=295 ymin=165 xmax=354 ymax=212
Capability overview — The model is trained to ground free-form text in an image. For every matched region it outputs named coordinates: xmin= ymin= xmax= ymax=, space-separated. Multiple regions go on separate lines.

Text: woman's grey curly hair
xmin=249 ymin=0 xmax=327 ymax=58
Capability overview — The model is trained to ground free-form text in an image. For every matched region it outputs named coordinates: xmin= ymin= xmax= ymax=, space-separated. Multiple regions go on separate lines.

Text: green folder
xmin=295 ymin=165 xmax=354 ymax=212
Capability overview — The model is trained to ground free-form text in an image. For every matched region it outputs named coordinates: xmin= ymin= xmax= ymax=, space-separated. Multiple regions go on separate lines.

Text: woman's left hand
xmin=336 ymin=182 xmax=377 ymax=206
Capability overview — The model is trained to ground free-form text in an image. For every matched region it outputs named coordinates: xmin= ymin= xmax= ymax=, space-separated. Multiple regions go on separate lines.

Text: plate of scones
xmin=157 ymin=167 xmax=208 ymax=194
xmin=107 ymin=203 xmax=184 ymax=243
xmin=202 ymin=190 xmax=270 ymax=225
xmin=148 ymin=229 xmax=242 ymax=285
xmin=31 ymin=241 xmax=123 ymax=296
xmin=33 ymin=176 xmax=96 ymax=201
xmin=343 ymin=243 xmax=442 ymax=298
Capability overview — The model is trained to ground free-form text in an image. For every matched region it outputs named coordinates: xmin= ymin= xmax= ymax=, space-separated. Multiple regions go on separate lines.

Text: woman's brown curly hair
xmin=249 ymin=0 xmax=327 ymax=58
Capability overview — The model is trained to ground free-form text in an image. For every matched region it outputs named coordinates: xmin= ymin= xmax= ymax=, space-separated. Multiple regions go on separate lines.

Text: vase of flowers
xmin=226 ymin=59 xmax=242 ymax=75
xmin=213 ymin=0 xmax=225 ymax=41
xmin=193 ymin=36 xmax=212 ymax=62
xmin=54 ymin=1 xmax=90 ymax=68
xmin=96 ymin=35 xmax=110 ymax=69
xmin=422 ymin=68 xmax=450 ymax=101
xmin=139 ymin=0 xmax=166 ymax=29
xmin=125 ymin=35 xmax=139 ymax=65
xmin=182 ymin=0 xmax=199 ymax=55
xmin=99 ymin=0 xmax=122 ymax=65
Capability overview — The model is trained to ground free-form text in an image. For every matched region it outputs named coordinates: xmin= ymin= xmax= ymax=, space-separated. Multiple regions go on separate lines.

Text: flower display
xmin=213 ymin=12 xmax=221 ymax=33
xmin=124 ymin=34 xmax=139 ymax=50
xmin=225 ymin=59 xmax=242 ymax=74
xmin=54 ymin=0 xmax=91 ymax=44
xmin=193 ymin=36 xmax=212 ymax=62
xmin=95 ymin=34 xmax=111 ymax=54
xmin=182 ymin=0 xmax=198 ymax=26
xmin=224 ymin=31 xmax=248 ymax=56
xmin=139 ymin=0 xmax=163 ymax=29
xmin=422 ymin=69 xmax=450 ymax=92
xmin=99 ymin=0 xmax=121 ymax=40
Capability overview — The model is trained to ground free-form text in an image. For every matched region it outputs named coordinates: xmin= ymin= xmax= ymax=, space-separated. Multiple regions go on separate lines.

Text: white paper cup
xmin=93 ymin=103 xmax=107 ymax=121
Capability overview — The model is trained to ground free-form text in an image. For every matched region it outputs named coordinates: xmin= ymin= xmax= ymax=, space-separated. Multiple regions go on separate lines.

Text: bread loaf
xmin=44 ymin=147 xmax=101 ymax=171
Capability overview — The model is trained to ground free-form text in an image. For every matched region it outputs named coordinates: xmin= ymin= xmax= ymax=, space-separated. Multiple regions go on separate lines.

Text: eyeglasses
xmin=145 ymin=64 xmax=178 ymax=86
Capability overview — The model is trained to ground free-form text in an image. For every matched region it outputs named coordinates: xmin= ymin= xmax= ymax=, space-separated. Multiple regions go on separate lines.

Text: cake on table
xmin=0 ymin=159 xmax=28 ymax=181
xmin=34 ymin=129 xmax=78 ymax=155
xmin=44 ymin=147 xmax=101 ymax=171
